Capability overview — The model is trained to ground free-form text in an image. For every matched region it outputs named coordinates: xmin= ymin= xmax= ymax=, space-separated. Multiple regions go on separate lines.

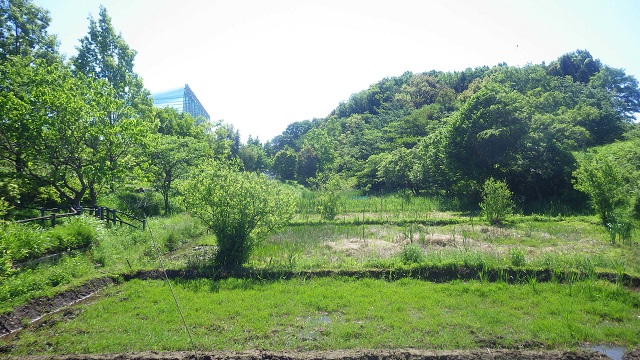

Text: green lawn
xmin=9 ymin=277 xmax=640 ymax=355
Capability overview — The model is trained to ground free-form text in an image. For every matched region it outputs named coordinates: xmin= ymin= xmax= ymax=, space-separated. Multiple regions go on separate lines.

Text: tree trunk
xmin=89 ymin=182 xmax=97 ymax=208
xmin=164 ymin=191 xmax=170 ymax=216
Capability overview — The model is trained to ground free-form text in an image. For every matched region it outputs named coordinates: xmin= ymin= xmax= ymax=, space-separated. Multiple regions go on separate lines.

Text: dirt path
xmin=2 ymin=348 xmax=634 ymax=360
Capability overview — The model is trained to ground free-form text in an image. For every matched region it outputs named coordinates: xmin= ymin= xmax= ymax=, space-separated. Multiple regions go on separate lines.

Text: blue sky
xmin=34 ymin=0 xmax=640 ymax=142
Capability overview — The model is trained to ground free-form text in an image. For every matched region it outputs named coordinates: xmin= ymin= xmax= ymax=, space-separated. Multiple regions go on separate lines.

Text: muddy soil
xmin=0 ymin=277 xmax=115 ymax=337
xmin=0 ymin=348 xmax=628 ymax=360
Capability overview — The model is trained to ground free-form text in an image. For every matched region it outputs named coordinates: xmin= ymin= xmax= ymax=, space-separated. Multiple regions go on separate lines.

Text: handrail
xmin=12 ymin=205 xmax=145 ymax=230
xmin=16 ymin=207 xmax=78 ymax=226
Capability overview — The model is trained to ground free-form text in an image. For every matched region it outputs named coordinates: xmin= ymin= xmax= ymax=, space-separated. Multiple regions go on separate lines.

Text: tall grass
xmin=0 ymin=213 xmax=206 ymax=313
xmin=294 ymin=191 xmax=463 ymax=225
xmin=0 ymin=216 xmax=98 ymax=266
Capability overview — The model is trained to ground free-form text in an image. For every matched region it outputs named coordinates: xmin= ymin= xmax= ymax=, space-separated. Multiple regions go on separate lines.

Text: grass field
xmin=8 ymin=277 xmax=640 ymax=355
xmin=2 ymin=194 xmax=640 ymax=356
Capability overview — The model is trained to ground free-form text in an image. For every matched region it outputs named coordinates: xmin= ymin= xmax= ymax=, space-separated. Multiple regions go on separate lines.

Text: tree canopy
xmin=2 ymin=1 xmax=640 ymax=226
xmin=261 ymin=50 xmax=639 ymax=210
xmin=0 ymin=0 xmax=58 ymax=62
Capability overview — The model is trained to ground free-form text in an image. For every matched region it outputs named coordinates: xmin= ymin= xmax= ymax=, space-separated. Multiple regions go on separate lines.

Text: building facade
xmin=152 ymin=84 xmax=210 ymax=121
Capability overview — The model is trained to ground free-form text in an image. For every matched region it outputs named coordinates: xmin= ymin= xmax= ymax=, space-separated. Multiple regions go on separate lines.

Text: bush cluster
xmin=480 ymin=178 xmax=515 ymax=225
xmin=181 ymin=162 xmax=297 ymax=270
xmin=0 ymin=216 xmax=99 ymax=279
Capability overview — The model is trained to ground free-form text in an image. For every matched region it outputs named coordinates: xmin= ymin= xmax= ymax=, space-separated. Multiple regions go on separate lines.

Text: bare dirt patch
xmin=324 ymin=238 xmax=402 ymax=258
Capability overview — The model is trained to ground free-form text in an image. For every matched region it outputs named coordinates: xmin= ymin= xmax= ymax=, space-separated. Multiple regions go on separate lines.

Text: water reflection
xmin=589 ymin=345 xmax=625 ymax=360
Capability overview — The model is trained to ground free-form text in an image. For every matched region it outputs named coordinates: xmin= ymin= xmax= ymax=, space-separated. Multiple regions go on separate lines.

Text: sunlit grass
xmin=3 ymin=199 xmax=639 ymax=318
xmin=0 ymin=213 xmax=205 ymax=313
xmin=10 ymin=278 xmax=640 ymax=355
xmin=249 ymin=216 xmax=640 ymax=276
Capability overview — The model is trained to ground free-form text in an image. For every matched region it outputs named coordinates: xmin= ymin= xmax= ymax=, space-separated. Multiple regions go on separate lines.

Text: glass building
xmin=152 ymin=84 xmax=210 ymax=121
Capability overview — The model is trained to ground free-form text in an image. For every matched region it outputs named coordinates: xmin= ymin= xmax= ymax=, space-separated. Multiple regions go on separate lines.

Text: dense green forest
xmin=2 ymin=0 xmax=640 ymax=226
xmin=263 ymin=54 xmax=640 ymax=203
xmin=259 ymin=50 xmax=640 ymax=221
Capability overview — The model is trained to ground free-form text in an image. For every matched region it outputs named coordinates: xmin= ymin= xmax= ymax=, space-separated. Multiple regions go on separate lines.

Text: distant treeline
xmin=254 ymin=49 xmax=640 ymax=212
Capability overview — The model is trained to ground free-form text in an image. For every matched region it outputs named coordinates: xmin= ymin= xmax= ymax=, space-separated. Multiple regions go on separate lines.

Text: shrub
xmin=0 ymin=222 xmax=45 ymax=263
xmin=509 ymin=247 xmax=526 ymax=267
xmin=399 ymin=244 xmax=425 ymax=264
xmin=47 ymin=269 xmax=72 ymax=287
xmin=480 ymin=178 xmax=515 ymax=225
xmin=49 ymin=216 xmax=98 ymax=250
xmin=317 ymin=175 xmax=347 ymax=220
xmin=573 ymin=154 xmax=626 ymax=224
xmin=181 ymin=161 xmax=297 ymax=270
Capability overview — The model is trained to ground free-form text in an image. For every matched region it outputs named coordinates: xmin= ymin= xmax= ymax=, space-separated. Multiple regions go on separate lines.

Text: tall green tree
xmin=377 ymin=147 xmax=418 ymax=193
xmin=156 ymin=107 xmax=208 ymax=139
xmin=411 ymin=128 xmax=455 ymax=195
xmin=147 ymin=107 xmax=210 ymax=214
xmin=211 ymin=123 xmax=241 ymax=160
xmin=0 ymin=56 xmax=123 ymax=206
xmin=0 ymin=0 xmax=58 ymax=62
xmin=268 ymin=120 xmax=313 ymax=154
xmin=395 ymin=74 xmax=444 ymax=109
xmin=148 ymin=135 xmax=207 ymax=215
xmin=300 ymin=127 xmax=336 ymax=174
xmin=0 ymin=0 xmax=60 ymax=204
xmin=296 ymin=144 xmax=319 ymax=185
xmin=72 ymin=6 xmax=152 ymax=116
xmin=445 ymin=83 xmax=530 ymax=190
xmin=72 ymin=6 xmax=154 ymax=198
xmin=239 ymin=137 xmax=268 ymax=173
xmin=0 ymin=55 xmax=42 ymax=204
xmin=547 ymin=50 xmax=601 ymax=84
xmin=590 ymin=65 xmax=640 ymax=121
xmin=272 ymin=147 xmax=297 ymax=181
xmin=573 ymin=153 xmax=626 ymax=224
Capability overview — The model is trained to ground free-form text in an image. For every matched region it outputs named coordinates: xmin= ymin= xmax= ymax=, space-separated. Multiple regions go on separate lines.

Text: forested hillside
xmin=2 ymin=0 xmax=640 ymax=223
xmin=258 ymin=50 xmax=640 ymax=211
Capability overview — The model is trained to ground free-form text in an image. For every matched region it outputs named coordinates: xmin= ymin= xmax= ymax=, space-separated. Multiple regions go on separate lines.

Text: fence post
xmin=142 ymin=219 xmax=146 ymax=231
xmin=100 ymin=207 xmax=105 ymax=220
xmin=40 ymin=207 xmax=46 ymax=226
xmin=112 ymin=209 xmax=117 ymax=225
xmin=51 ymin=212 xmax=56 ymax=227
